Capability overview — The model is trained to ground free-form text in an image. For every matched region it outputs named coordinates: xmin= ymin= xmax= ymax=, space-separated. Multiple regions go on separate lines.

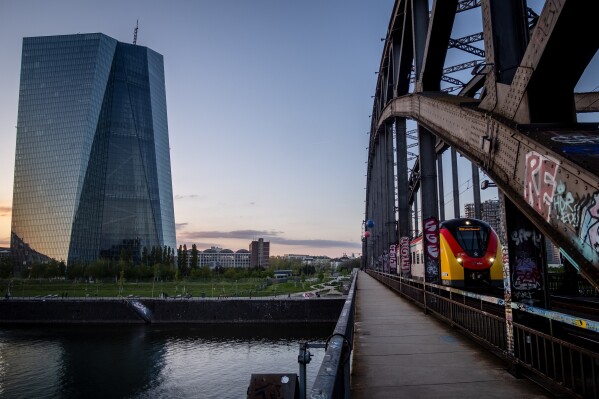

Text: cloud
xmin=174 ymin=194 xmax=199 ymax=200
xmin=175 ymin=223 xmax=188 ymax=230
xmin=178 ymin=230 xmax=282 ymax=241
xmin=176 ymin=229 xmax=360 ymax=250
xmin=270 ymin=238 xmax=361 ymax=249
xmin=0 ymin=206 xmax=12 ymax=216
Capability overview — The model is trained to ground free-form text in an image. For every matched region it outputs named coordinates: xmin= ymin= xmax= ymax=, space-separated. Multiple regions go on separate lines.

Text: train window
xmin=453 ymin=225 xmax=490 ymax=256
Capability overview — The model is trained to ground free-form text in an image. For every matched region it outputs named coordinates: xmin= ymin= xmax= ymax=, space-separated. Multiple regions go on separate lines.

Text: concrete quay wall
xmin=0 ymin=298 xmax=345 ymax=324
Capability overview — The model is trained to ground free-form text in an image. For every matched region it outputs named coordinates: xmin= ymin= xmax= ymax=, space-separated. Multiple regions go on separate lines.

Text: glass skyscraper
xmin=11 ymin=33 xmax=176 ymax=267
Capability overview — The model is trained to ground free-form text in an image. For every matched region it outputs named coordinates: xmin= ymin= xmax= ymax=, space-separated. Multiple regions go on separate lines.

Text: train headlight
xmin=456 ymin=257 xmax=463 ymax=264
xmin=489 ymin=257 xmax=495 ymax=263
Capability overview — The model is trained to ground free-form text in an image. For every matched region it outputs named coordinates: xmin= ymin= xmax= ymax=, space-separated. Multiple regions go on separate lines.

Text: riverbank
xmin=0 ymin=297 xmax=345 ymax=324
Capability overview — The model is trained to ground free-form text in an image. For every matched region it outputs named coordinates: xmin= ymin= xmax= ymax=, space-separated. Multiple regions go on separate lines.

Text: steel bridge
xmin=364 ymin=0 xmax=599 ymax=290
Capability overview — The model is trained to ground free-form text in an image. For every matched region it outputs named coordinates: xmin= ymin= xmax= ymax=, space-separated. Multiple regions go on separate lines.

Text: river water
xmin=0 ymin=323 xmax=333 ymax=398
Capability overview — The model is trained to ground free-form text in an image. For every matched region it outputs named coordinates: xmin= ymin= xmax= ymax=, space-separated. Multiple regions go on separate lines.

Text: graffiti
xmin=426 ymin=259 xmax=439 ymax=278
xmin=550 ymin=135 xmax=599 ymax=145
xmin=552 ymin=182 xmax=579 ymax=226
xmin=509 ymin=302 xmax=599 ymax=332
xmin=510 ymin=228 xmax=542 ymax=248
xmin=524 ymin=151 xmax=560 ymax=220
xmin=423 ymin=217 xmax=440 ymax=282
xmin=512 ymin=256 xmax=541 ymax=293
xmin=573 ymin=319 xmax=588 ymax=329
xmin=389 ymin=244 xmax=397 ymax=273
xmin=562 ymin=145 xmax=599 ymax=155
xmin=399 ymin=237 xmax=411 ymax=275
xmin=578 ymin=191 xmax=599 ymax=255
xmin=423 ymin=217 xmax=439 ymax=259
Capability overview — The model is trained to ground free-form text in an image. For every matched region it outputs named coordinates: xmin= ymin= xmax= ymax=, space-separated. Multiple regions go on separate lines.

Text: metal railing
xmin=367 ymin=270 xmax=599 ymax=398
xmin=309 ymin=271 xmax=357 ymax=399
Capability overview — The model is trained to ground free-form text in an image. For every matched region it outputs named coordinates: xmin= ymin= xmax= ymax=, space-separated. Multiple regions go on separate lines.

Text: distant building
xmin=187 ymin=246 xmax=250 ymax=269
xmin=250 ymin=238 xmax=270 ymax=268
xmin=11 ymin=33 xmax=176 ymax=267
xmin=283 ymin=254 xmax=331 ymax=265
xmin=464 ymin=199 xmax=505 ymax=244
xmin=545 ymin=240 xmax=561 ymax=265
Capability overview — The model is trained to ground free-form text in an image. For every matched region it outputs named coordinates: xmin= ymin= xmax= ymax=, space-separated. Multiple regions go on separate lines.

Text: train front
xmin=439 ymin=218 xmax=503 ymax=288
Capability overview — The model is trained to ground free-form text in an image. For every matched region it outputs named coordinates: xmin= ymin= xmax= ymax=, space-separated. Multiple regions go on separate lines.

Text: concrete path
xmin=351 ymin=271 xmax=554 ymax=398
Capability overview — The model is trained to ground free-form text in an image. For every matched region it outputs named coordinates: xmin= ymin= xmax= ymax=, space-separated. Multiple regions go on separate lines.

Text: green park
xmin=0 ymin=256 xmax=359 ymax=299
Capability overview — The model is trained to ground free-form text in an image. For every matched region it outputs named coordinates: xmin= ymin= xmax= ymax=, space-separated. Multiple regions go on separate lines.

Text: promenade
xmin=350 ymin=271 xmax=553 ymax=398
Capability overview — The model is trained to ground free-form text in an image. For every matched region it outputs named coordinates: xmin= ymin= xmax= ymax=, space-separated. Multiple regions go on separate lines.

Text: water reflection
xmin=0 ymin=323 xmax=333 ymax=398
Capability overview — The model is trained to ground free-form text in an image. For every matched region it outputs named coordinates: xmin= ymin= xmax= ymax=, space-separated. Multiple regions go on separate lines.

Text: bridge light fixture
xmin=481 ymin=180 xmax=497 ymax=190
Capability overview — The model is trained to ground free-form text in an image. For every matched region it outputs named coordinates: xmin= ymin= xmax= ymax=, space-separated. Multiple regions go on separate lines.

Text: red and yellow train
xmin=409 ymin=218 xmax=503 ymax=288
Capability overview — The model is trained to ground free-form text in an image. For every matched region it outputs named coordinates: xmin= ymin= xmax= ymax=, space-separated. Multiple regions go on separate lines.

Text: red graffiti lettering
xmin=524 ymin=151 xmax=559 ymax=220
xmin=399 ymin=237 xmax=410 ymax=273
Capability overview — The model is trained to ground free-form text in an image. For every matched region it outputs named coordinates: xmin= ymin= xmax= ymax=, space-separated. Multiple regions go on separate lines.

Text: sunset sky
xmin=0 ymin=0 xmax=397 ymax=257
xmin=0 ymin=0 xmax=595 ymax=257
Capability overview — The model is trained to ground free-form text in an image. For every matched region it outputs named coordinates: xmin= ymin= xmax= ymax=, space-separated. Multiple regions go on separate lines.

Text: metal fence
xmin=367 ymin=270 xmax=599 ymax=398
xmin=309 ymin=271 xmax=357 ymax=399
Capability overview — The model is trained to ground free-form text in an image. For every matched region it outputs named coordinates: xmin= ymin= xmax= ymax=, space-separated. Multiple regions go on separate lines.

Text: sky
xmin=0 ymin=1 xmax=596 ymax=258
xmin=0 ymin=0 xmax=395 ymax=257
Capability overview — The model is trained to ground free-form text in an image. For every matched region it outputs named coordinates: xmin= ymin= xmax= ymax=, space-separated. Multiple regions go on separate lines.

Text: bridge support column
xmin=395 ymin=118 xmax=411 ymax=275
xmin=472 ymin=163 xmax=481 ymax=219
xmin=451 ymin=148 xmax=460 ymax=218
xmin=437 ymin=153 xmax=445 ymax=221
xmin=419 ymin=126 xmax=440 ymax=284
xmin=503 ymin=198 xmax=549 ymax=308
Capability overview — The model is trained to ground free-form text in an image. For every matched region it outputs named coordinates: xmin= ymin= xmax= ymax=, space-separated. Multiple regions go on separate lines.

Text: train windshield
xmin=451 ymin=225 xmax=490 ymax=256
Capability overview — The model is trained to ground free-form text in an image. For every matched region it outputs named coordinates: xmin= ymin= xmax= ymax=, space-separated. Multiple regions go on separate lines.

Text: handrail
xmin=309 ymin=270 xmax=357 ymax=399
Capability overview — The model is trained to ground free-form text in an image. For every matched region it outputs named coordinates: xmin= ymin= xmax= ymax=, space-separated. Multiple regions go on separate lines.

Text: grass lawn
xmin=0 ymin=278 xmax=329 ymax=299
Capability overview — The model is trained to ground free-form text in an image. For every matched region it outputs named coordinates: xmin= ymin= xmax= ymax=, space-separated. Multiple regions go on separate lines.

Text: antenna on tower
xmin=133 ymin=19 xmax=139 ymax=45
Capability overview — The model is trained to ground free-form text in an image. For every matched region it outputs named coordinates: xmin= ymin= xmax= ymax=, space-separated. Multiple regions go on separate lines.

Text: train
xmin=409 ymin=218 xmax=503 ymax=288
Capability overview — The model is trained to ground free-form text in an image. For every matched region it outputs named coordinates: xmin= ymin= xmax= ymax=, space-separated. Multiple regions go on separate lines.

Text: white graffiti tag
xmin=511 ymin=228 xmax=542 ymax=248
xmin=551 ymin=135 xmax=599 ymax=145
xmin=552 ymin=182 xmax=579 ymax=226
xmin=578 ymin=192 xmax=599 ymax=255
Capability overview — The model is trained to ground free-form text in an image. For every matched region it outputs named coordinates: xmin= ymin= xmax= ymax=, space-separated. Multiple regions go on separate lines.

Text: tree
xmin=177 ymin=245 xmax=183 ymax=269
xmin=142 ymin=246 xmax=148 ymax=266
xmin=191 ymin=244 xmax=199 ymax=269
xmin=181 ymin=244 xmax=188 ymax=275
xmin=58 ymin=261 xmax=66 ymax=277
xmin=0 ymin=258 xmax=13 ymax=278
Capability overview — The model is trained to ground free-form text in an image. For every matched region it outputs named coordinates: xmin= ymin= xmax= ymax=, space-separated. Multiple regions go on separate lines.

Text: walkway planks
xmin=351 ymin=271 xmax=553 ymax=398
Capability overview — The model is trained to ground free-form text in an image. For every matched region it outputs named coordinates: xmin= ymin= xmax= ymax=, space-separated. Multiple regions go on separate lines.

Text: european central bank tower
xmin=11 ymin=33 xmax=176 ymax=267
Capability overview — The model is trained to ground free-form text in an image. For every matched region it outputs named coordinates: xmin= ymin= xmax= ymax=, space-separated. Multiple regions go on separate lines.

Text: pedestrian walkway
xmin=350 ymin=271 xmax=553 ymax=398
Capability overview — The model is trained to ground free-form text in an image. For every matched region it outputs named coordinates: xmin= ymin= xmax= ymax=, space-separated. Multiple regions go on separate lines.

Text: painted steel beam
xmin=376 ymin=92 xmax=599 ymax=288
xmin=575 ymin=92 xmax=599 ymax=113
xmin=419 ymin=0 xmax=459 ymax=91
xmin=487 ymin=0 xmax=599 ymax=123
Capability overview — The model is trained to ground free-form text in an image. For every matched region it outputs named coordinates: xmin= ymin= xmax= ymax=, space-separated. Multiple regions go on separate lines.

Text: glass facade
xmin=11 ymin=33 xmax=176 ymax=267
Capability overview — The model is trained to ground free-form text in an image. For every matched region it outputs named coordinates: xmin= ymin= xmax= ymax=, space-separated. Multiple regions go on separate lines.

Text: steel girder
xmin=367 ymin=0 xmax=599 ymax=287
xmin=376 ymin=92 xmax=599 ymax=289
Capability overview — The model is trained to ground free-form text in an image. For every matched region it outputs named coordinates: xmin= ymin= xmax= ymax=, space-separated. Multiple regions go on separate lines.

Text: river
xmin=0 ymin=323 xmax=333 ymax=398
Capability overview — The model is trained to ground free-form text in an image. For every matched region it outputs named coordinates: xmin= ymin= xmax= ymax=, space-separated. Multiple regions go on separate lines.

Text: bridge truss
xmin=365 ymin=0 xmax=599 ymax=289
